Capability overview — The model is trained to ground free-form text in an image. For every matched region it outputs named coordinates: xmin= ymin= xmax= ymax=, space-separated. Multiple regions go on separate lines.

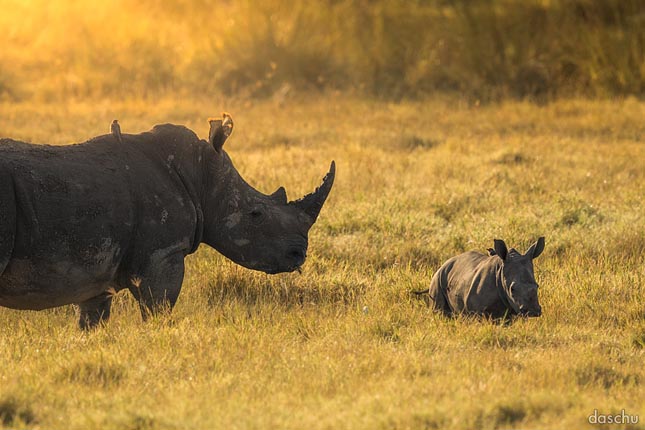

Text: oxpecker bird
xmin=208 ymin=112 xmax=234 ymax=152
xmin=111 ymin=120 xmax=123 ymax=143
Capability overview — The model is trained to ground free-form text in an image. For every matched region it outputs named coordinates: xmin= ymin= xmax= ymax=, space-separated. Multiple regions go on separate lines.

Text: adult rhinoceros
xmin=0 ymin=114 xmax=335 ymax=328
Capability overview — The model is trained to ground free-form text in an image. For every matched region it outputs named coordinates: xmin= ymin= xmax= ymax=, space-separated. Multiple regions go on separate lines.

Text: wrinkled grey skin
xmin=423 ymin=238 xmax=545 ymax=319
xmin=0 ymin=117 xmax=335 ymax=328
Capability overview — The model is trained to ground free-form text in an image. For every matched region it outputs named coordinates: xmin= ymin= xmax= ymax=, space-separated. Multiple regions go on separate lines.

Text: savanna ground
xmin=1 ymin=96 xmax=644 ymax=430
xmin=1 ymin=0 xmax=645 ymax=429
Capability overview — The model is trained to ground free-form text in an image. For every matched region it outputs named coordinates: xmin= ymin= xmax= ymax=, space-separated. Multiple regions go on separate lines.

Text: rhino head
xmin=493 ymin=237 xmax=545 ymax=317
xmin=202 ymin=114 xmax=335 ymax=274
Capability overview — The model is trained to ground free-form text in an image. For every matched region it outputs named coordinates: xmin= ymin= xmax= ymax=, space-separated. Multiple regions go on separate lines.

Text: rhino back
xmin=2 ymin=139 xmax=130 ymax=242
xmin=435 ymin=251 xmax=506 ymax=316
xmin=462 ymin=256 xmax=508 ymax=316
xmin=440 ymin=252 xmax=485 ymax=312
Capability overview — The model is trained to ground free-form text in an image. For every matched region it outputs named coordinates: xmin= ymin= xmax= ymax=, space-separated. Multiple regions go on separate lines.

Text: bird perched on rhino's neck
xmin=208 ymin=113 xmax=233 ymax=149
xmin=111 ymin=119 xmax=123 ymax=143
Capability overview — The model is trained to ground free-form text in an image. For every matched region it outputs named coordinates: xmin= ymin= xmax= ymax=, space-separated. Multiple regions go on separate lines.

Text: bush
xmin=0 ymin=0 xmax=643 ymax=100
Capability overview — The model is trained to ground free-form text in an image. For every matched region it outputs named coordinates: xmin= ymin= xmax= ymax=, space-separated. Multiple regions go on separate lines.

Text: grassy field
xmin=0 ymin=95 xmax=644 ymax=429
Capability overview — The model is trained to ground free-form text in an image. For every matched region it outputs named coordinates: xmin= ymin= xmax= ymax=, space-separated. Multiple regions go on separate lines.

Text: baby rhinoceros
xmin=420 ymin=238 xmax=545 ymax=319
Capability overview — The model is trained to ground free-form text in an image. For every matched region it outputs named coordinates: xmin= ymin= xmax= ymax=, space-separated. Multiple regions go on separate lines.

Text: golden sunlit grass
xmin=0 ymin=96 xmax=644 ymax=429
xmin=0 ymin=1 xmax=644 ymax=428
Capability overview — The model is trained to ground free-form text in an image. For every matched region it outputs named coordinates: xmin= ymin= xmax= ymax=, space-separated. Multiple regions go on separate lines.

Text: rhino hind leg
xmin=428 ymin=270 xmax=453 ymax=317
xmin=78 ymin=292 xmax=113 ymax=330
xmin=128 ymin=254 xmax=185 ymax=321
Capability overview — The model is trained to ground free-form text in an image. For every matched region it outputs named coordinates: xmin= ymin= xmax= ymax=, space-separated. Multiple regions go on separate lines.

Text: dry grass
xmin=0 ymin=96 xmax=644 ymax=429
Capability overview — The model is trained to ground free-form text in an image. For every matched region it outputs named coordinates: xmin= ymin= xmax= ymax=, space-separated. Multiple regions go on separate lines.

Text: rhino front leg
xmin=128 ymin=253 xmax=185 ymax=321
xmin=78 ymin=292 xmax=113 ymax=330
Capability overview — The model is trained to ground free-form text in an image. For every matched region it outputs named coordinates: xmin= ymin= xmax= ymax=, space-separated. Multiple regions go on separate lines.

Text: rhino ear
xmin=208 ymin=112 xmax=234 ymax=153
xmin=270 ymin=186 xmax=288 ymax=205
xmin=493 ymin=239 xmax=508 ymax=260
xmin=525 ymin=237 xmax=545 ymax=259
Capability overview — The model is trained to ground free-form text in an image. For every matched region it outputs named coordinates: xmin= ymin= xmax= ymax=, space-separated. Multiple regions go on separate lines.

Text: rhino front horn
xmin=291 ymin=161 xmax=336 ymax=224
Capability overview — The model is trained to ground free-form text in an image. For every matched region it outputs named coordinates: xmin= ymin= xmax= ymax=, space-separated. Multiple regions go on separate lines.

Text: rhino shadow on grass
xmin=415 ymin=238 xmax=545 ymax=320
xmin=0 ymin=114 xmax=335 ymax=329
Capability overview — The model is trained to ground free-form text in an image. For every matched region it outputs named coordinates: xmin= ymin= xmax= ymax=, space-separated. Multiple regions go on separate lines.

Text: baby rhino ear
xmin=493 ymin=239 xmax=508 ymax=260
xmin=208 ymin=112 xmax=234 ymax=153
xmin=526 ymin=237 xmax=545 ymax=259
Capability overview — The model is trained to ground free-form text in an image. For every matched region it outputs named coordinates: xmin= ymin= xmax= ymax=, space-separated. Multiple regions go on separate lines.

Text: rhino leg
xmin=78 ymin=292 xmax=113 ymax=330
xmin=428 ymin=269 xmax=453 ymax=317
xmin=128 ymin=254 xmax=185 ymax=321
xmin=0 ymin=170 xmax=16 ymax=277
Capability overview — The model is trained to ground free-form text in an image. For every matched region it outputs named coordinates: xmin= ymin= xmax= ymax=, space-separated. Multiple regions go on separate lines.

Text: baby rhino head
xmin=494 ymin=237 xmax=545 ymax=317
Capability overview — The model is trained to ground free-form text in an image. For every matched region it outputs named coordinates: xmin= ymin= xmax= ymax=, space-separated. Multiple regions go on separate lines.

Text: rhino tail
xmin=0 ymin=170 xmax=16 ymax=276
xmin=412 ymin=289 xmax=430 ymax=295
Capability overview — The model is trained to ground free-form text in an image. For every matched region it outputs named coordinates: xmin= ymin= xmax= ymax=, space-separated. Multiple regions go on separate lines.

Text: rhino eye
xmin=249 ymin=208 xmax=265 ymax=222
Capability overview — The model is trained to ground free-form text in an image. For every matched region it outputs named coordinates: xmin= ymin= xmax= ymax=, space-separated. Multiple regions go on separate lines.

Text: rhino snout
xmin=518 ymin=304 xmax=542 ymax=317
xmin=286 ymin=247 xmax=306 ymax=271
xmin=529 ymin=304 xmax=542 ymax=317
xmin=287 ymin=247 xmax=306 ymax=262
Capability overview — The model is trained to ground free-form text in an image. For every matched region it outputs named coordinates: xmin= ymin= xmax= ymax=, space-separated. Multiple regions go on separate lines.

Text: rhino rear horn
xmin=291 ymin=161 xmax=336 ymax=224
xmin=208 ymin=112 xmax=234 ymax=153
xmin=270 ymin=186 xmax=288 ymax=204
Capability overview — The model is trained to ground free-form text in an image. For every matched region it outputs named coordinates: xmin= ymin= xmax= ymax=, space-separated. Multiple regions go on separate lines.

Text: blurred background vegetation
xmin=0 ymin=0 xmax=643 ymax=103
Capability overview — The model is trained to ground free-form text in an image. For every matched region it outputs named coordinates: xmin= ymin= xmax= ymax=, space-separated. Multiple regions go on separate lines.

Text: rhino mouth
xmin=278 ymin=259 xmax=305 ymax=274
xmin=263 ymin=264 xmax=302 ymax=275
xmin=238 ymin=244 xmax=307 ymax=275
xmin=518 ymin=308 xmax=542 ymax=317
xmin=253 ymin=255 xmax=304 ymax=274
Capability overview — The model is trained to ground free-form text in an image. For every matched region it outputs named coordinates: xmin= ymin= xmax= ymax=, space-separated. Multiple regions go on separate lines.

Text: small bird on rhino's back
xmin=111 ymin=119 xmax=123 ymax=143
